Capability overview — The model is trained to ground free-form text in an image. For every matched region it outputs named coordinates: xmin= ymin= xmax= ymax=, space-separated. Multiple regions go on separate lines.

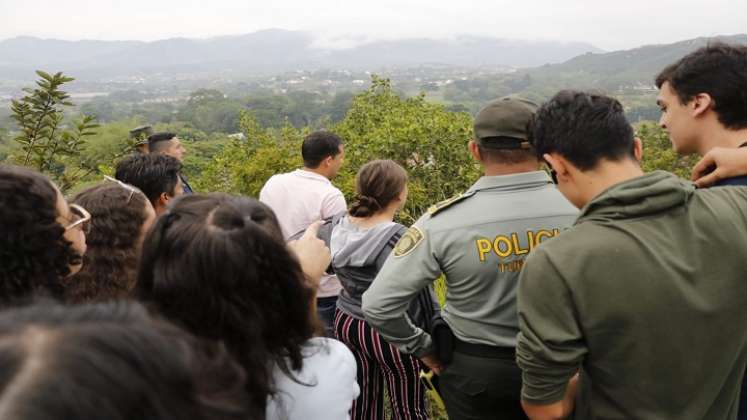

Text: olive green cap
xmin=473 ymin=96 xmax=538 ymax=150
xmin=129 ymin=125 xmax=153 ymax=146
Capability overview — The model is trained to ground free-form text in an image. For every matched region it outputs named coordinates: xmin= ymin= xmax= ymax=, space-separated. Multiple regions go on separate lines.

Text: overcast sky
xmin=0 ymin=0 xmax=744 ymax=51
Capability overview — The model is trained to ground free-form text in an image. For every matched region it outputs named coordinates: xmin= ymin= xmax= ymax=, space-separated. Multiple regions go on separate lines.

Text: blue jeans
xmin=316 ymin=296 xmax=338 ymax=337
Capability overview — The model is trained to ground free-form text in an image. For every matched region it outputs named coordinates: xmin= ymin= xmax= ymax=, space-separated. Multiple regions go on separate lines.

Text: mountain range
xmin=526 ymin=34 xmax=747 ymax=89
xmin=0 ymin=29 xmax=601 ymax=80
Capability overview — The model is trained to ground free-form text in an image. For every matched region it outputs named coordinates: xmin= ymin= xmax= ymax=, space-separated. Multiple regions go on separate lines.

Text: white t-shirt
xmin=266 ymin=337 xmax=359 ymax=420
xmin=260 ymin=169 xmax=347 ymax=297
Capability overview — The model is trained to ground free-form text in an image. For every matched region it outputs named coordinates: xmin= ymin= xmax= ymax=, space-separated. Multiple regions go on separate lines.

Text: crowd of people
xmin=0 ymin=43 xmax=745 ymax=420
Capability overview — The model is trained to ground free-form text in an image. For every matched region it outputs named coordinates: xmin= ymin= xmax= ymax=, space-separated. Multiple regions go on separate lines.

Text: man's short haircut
xmin=114 ymin=154 xmax=182 ymax=205
xmin=655 ymin=42 xmax=747 ymax=130
xmin=148 ymin=132 xmax=177 ymax=153
xmin=477 ymin=146 xmax=536 ymax=165
xmin=530 ymin=90 xmax=636 ymax=171
xmin=301 ymin=131 xmax=343 ymax=168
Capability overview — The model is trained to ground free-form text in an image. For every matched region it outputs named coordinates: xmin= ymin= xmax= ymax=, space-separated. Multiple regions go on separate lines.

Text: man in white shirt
xmin=260 ymin=131 xmax=347 ymax=336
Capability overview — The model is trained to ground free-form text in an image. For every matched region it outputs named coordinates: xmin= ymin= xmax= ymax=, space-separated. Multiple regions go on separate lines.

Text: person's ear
xmin=633 ymin=137 xmax=643 ymax=163
xmin=469 ymin=140 xmax=482 ymax=161
xmin=691 ymin=93 xmax=713 ymax=118
xmin=543 ymin=153 xmax=572 ymax=183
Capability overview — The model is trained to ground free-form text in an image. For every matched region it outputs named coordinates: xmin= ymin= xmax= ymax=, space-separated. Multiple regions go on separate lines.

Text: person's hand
xmin=420 ymin=353 xmax=444 ymax=374
xmin=691 ymin=147 xmax=747 ymax=188
xmin=287 ymin=221 xmax=331 ymax=286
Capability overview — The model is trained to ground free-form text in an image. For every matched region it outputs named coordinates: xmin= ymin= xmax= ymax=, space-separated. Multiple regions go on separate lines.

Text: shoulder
xmin=426 ymin=191 xmax=476 ymax=217
xmin=268 ymin=338 xmax=359 ymax=419
xmin=326 ymin=185 xmax=345 ymax=198
xmin=261 ymin=172 xmax=289 ymax=189
xmin=303 ymin=337 xmax=356 ymax=372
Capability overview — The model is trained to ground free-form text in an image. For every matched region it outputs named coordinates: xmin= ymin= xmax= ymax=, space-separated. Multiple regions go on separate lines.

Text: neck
xmin=578 ymin=159 xmax=645 ymax=207
xmin=302 ymin=166 xmax=330 ymax=179
xmin=696 ymin=126 xmax=747 ymax=156
xmin=483 ymin=160 xmax=540 ymax=177
xmin=349 ymin=204 xmax=398 ymax=228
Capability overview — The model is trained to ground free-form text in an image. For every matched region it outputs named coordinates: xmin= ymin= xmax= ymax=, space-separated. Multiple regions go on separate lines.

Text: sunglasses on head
xmin=65 ymin=204 xmax=91 ymax=234
xmin=103 ymin=175 xmax=139 ymax=203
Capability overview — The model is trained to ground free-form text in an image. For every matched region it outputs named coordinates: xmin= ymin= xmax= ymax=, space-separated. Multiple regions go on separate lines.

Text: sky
xmin=0 ymin=0 xmax=745 ymax=51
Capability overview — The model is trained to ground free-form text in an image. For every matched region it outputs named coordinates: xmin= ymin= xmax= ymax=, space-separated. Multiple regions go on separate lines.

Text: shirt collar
xmin=293 ymin=168 xmax=332 ymax=184
xmin=467 ymin=171 xmax=553 ymax=193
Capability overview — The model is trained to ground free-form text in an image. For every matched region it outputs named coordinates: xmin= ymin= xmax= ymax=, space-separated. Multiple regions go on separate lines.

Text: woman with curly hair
xmin=136 ymin=193 xmax=358 ymax=419
xmin=64 ymin=178 xmax=156 ymax=303
xmin=0 ymin=165 xmax=88 ymax=305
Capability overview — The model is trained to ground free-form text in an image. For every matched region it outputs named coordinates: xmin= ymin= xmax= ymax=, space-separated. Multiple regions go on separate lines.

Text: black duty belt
xmin=454 ymin=337 xmax=516 ymax=359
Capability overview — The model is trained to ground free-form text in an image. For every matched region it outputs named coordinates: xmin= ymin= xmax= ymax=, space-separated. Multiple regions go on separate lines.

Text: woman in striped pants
xmin=329 ymin=160 xmax=434 ymax=420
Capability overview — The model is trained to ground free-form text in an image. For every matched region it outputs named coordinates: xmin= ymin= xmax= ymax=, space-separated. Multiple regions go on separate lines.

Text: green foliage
xmin=196 ymin=76 xmax=477 ymax=223
xmin=637 ymin=122 xmax=697 ymax=179
xmin=195 ymin=110 xmax=305 ymax=194
xmin=74 ymin=118 xmax=144 ymax=177
xmin=177 ymin=89 xmax=243 ymax=134
xmin=333 ymin=76 xmax=477 ymax=223
xmin=9 ymin=71 xmax=99 ymax=191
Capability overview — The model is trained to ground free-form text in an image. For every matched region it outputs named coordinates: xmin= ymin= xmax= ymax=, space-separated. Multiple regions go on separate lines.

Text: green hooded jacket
xmin=517 ymin=171 xmax=747 ymax=419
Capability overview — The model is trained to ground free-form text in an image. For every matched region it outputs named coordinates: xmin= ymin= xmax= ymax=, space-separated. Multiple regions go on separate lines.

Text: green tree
xmin=9 ymin=71 xmax=99 ymax=191
xmin=195 ymin=110 xmax=304 ymax=194
xmin=178 ymin=89 xmax=243 ymax=133
xmin=197 ymin=76 xmax=478 ymax=223
xmin=637 ymin=122 xmax=696 ymax=179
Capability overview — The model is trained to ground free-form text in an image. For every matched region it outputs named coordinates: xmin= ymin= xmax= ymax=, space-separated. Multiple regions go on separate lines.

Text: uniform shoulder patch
xmin=427 ymin=191 xmax=474 ymax=217
xmin=393 ymin=226 xmax=425 ymax=258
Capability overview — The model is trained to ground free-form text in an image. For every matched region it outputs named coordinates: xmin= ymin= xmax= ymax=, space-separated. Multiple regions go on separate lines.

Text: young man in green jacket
xmin=516 ymin=90 xmax=747 ymax=420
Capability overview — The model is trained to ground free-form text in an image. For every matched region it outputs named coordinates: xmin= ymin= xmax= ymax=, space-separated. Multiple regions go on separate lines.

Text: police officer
xmin=129 ymin=125 xmax=153 ymax=154
xmin=362 ymin=97 xmax=578 ymax=420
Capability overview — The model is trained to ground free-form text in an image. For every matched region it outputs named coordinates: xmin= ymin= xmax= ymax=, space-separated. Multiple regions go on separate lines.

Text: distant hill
xmin=0 ymin=29 xmax=600 ymax=81
xmin=525 ymin=34 xmax=747 ymax=91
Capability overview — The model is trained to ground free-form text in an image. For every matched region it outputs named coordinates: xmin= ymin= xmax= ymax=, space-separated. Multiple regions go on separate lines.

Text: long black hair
xmin=136 ymin=193 xmax=317 ymax=416
xmin=0 ymin=300 xmax=254 ymax=420
xmin=0 ymin=165 xmax=80 ymax=304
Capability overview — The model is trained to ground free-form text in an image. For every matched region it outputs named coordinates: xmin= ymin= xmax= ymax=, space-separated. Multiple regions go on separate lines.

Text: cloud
xmin=0 ymin=0 xmax=744 ymax=50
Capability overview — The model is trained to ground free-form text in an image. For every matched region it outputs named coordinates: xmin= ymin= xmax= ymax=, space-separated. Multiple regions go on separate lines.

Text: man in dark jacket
xmin=517 ymin=90 xmax=747 ymax=420
xmin=656 ymin=43 xmax=747 ymax=419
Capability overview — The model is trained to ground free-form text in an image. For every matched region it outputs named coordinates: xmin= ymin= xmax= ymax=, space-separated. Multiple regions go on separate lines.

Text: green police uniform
xmin=362 ymin=97 xmax=579 ymax=420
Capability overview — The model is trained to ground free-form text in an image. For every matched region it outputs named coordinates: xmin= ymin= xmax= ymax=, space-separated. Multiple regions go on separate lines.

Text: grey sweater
xmin=331 ymin=216 xmax=406 ymax=319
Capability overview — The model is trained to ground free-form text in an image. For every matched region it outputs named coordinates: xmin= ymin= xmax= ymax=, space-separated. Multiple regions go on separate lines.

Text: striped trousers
xmin=334 ymin=309 xmax=429 ymax=420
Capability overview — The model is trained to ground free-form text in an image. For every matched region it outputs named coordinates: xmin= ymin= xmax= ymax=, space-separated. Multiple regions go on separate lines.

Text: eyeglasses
xmin=103 ymin=175 xmax=138 ymax=203
xmin=543 ymin=159 xmax=558 ymax=184
xmin=65 ymin=204 xmax=91 ymax=234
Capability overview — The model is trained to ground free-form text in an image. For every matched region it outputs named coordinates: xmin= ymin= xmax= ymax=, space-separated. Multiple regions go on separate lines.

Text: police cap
xmin=473 ymin=96 xmax=538 ymax=150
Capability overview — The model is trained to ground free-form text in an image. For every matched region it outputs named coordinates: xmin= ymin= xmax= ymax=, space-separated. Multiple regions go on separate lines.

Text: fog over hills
xmin=0 ymin=29 xmax=601 ymax=80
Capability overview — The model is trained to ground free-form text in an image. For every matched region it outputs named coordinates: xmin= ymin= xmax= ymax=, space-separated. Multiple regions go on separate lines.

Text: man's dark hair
xmin=301 ymin=131 xmax=343 ymax=168
xmin=0 ymin=165 xmax=80 ymax=304
xmin=136 ymin=194 xmax=317 ymax=416
xmin=530 ymin=90 xmax=636 ymax=170
xmin=655 ymin=42 xmax=747 ymax=130
xmin=148 ymin=132 xmax=177 ymax=153
xmin=115 ymin=154 xmax=181 ymax=205
xmin=0 ymin=301 xmax=254 ymax=420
